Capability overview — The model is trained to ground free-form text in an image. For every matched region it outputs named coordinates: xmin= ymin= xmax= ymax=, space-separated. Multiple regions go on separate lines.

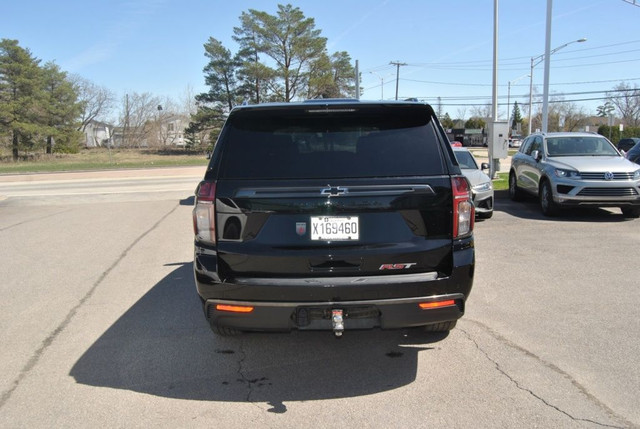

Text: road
xmin=0 ymin=168 xmax=638 ymax=428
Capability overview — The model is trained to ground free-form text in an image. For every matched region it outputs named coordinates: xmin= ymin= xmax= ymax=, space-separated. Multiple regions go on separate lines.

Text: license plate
xmin=311 ymin=216 xmax=359 ymax=241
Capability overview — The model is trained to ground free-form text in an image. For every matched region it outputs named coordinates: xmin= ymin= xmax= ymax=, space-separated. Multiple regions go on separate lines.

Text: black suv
xmin=618 ymin=137 xmax=640 ymax=153
xmin=193 ymin=100 xmax=475 ymax=337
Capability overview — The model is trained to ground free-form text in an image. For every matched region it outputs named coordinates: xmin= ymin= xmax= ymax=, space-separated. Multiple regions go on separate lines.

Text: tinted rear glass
xmin=218 ymin=105 xmax=446 ymax=179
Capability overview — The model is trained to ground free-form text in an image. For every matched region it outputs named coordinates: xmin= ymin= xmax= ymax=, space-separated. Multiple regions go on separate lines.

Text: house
xmin=83 ymin=120 xmax=112 ymax=148
xmin=159 ymin=115 xmax=189 ymax=147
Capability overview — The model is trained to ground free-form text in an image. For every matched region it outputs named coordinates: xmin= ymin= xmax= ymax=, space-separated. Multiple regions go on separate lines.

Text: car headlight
xmin=554 ymin=168 xmax=581 ymax=179
xmin=473 ymin=182 xmax=493 ymax=192
xmin=633 ymin=169 xmax=640 ymax=180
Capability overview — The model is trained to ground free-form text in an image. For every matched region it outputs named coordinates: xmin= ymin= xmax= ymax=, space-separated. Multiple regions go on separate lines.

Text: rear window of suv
xmin=218 ymin=105 xmax=446 ymax=179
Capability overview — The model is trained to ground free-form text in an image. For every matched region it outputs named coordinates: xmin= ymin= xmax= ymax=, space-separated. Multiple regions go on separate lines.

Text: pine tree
xmin=511 ymin=101 xmax=523 ymax=130
xmin=41 ymin=62 xmax=82 ymax=153
xmin=0 ymin=39 xmax=46 ymax=160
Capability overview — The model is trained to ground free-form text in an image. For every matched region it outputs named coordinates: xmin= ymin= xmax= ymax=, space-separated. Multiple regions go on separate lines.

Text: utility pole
xmin=389 ymin=61 xmax=407 ymax=100
xmin=124 ymin=93 xmax=129 ymax=148
xmin=355 ymin=60 xmax=360 ymax=100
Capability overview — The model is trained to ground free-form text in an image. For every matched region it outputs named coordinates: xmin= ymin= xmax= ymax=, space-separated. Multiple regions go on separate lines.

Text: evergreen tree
xmin=0 ymin=39 xmax=46 ymax=160
xmin=306 ymin=51 xmax=356 ymax=99
xmin=198 ymin=37 xmax=239 ymax=111
xmin=245 ymin=4 xmax=327 ymax=101
xmin=465 ymin=117 xmax=486 ymax=129
xmin=233 ymin=11 xmax=276 ymax=104
xmin=511 ymin=101 xmax=523 ymax=130
xmin=41 ymin=62 xmax=82 ymax=153
xmin=440 ymin=112 xmax=455 ymax=129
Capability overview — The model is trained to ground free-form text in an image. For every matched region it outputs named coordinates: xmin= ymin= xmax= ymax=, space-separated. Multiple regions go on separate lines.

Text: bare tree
xmin=558 ymin=101 xmax=588 ymax=132
xmin=120 ymin=92 xmax=162 ymax=148
xmin=180 ymin=84 xmax=197 ymax=116
xmin=70 ymin=75 xmax=115 ymax=132
xmin=470 ymin=103 xmax=492 ymax=122
xmin=154 ymin=97 xmax=190 ymax=147
xmin=607 ymin=82 xmax=640 ymax=127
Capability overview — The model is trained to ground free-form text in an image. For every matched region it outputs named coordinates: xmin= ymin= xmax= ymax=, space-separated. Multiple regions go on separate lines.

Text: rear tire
xmin=509 ymin=172 xmax=523 ymax=201
xmin=621 ymin=207 xmax=640 ymax=218
xmin=539 ymin=180 xmax=558 ymax=217
xmin=423 ymin=320 xmax=457 ymax=333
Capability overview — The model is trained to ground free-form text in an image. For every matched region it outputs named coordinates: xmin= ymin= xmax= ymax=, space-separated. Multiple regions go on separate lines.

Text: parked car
xmin=509 ymin=132 xmax=640 ymax=217
xmin=508 ymin=138 xmax=522 ymax=148
xmin=453 ymin=147 xmax=493 ymax=219
xmin=450 ymin=140 xmax=463 ymax=147
xmin=617 ymin=137 xmax=640 ymax=154
xmin=193 ymin=99 xmax=475 ymax=337
xmin=626 ymin=141 xmax=640 ymax=165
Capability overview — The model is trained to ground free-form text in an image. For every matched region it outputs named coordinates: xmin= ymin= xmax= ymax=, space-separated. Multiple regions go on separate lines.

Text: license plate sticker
xmin=310 ymin=216 xmax=359 ymax=241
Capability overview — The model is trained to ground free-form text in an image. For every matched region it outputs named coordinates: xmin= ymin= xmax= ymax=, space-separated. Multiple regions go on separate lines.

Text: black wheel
xmin=539 ymin=180 xmax=558 ymax=217
xmin=209 ymin=321 xmax=242 ymax=336
xmin=424 ymin=320 xmax=457 ymax=333
xmin=477 ymin=211 xmax=493 ymax=219
xmin=509 ymin=172 xmax=523 ymax=201
xmin=621 ymin=207 xmax=640 ymax=218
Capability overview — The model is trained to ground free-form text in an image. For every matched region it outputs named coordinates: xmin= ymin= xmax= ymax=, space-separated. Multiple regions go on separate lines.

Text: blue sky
xmin=2 ymin=0 xmax=639 ymax=119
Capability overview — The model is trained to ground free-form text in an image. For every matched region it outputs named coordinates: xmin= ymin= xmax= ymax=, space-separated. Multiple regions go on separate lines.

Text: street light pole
xmin=541 ymin=0 xmax=553 ymax=133
xmin=527 ymin=37 xmax=586 ymax=135
xmin=370 ymin=71 xmax=385 ymax=100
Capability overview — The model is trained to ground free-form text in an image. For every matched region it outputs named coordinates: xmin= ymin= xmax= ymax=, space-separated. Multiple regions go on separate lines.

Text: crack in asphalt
xmin=234 ymin=339 xmax=286 ymax=414
xmin=0 ymin=208 xmax=71 ymax=232
xmin=0 ymin=203 xmax=180 ymax=410
xmin=460 ymin=322 xmax=630 ymax=428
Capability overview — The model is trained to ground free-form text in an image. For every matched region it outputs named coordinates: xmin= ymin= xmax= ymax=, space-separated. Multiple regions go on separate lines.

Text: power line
xmin=397 ymin=77 xmax=640 ymax=88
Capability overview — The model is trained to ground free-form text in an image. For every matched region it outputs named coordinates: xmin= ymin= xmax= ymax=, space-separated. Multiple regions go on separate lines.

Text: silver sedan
xmin=453 ymin=147 xmax=493 ymax=219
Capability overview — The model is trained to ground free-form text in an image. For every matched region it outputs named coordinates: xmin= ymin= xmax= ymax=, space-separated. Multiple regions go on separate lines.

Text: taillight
xmin=452 ymin=176 xmax=474 ymax=238
xmin=216 ymin=304 xmax=254 ymax=313
xmin=419 ymin=299 xmax=456 ymax=309
xmin=193 ymin=181 xmax=216 ymax=244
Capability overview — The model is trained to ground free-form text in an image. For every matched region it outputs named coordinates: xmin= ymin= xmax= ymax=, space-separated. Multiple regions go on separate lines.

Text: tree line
xmin=187 ymin=4 xmax=357 ymax=148
xmin=436 ymin=82 xmax=640 ymax=143
xmin=4 ymin=3 xmax=639 ymax=160
xmin=0 ymin=39 xmax=82 ymax=160
xmin=0 ymin=39 xmax=196 ymax=160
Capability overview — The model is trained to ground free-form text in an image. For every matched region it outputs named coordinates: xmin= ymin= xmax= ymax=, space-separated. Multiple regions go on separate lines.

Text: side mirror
xmin=481 ymin=162 xmax=490 ymax=171
xmin=531 ymin=150 xmax=542 ymax=162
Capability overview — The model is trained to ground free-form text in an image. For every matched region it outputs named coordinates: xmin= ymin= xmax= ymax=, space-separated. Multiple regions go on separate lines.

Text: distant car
xmin=617 ymin=137 xmax=640 ymax=154
xmin=508 ymin=138 xmax=522 ymax=148
xmin=451 ymin=141 xmax=463 ymax=147
xmin=509 ymin=132 xmax=640 ymax=217
xmin=626 ymin=141 xmax=640 ymax=165
xmin=453 ymin=147 xmax=493 ymax=219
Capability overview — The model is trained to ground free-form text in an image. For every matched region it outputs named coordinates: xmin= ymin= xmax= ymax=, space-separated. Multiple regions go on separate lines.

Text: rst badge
xmin=379 ymin=263 xmax=417 ymax=270
xmin=296 ymin=222 xmax=307 ymax=236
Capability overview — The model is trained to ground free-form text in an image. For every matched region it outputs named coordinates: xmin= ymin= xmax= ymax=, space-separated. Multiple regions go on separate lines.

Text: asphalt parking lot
xmin=0 ymin=168 xmax=638 ymax=428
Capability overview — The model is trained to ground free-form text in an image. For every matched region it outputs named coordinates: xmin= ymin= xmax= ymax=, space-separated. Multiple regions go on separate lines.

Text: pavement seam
xmin=460 ymin=322 xmax=629 ymax=428
xmin=0 ymin=203 xmax=180 ymax=410
xmin=0 ymin=208 xmax=71 ymax=232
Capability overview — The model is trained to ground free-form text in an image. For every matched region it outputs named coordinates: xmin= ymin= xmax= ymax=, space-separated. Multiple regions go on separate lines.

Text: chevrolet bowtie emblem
xmin=320 ymin=186 xmax=347 ymax=196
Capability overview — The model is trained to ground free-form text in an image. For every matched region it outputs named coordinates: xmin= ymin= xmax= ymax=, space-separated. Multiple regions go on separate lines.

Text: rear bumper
xmin=204 ymin=294 xmax=465 ymax=331
xmin=194 ymin=241 xmax=474 ymax=332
